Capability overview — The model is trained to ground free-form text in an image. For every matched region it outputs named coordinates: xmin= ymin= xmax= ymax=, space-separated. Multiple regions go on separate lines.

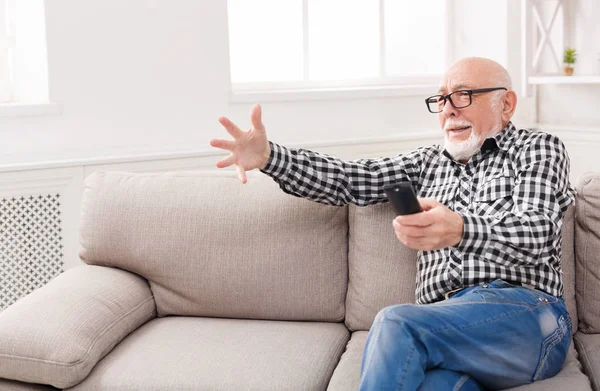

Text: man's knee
xmin=373 ymin=303 xmax=424 ymax=328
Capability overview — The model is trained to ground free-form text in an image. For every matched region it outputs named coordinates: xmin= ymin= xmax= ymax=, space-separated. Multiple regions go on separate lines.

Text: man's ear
xmin=502 ymin=90 xmax=517 ymax=121
xmin=505 ymin=90 xmax=517 ymax=112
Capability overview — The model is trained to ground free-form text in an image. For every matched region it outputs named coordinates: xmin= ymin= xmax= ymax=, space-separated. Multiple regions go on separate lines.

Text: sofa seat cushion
xmin=573 ymin=332 xmax=600 ymax=391
xmin=326 ymin=332 xmax=591 ymax=391
xmin=505 ymin=342 xmax=591 ymax=391
xmin=326 ymin=331 xmax=367 ymax=390
xmin=67 ymin=316 xmax=350 ymax=391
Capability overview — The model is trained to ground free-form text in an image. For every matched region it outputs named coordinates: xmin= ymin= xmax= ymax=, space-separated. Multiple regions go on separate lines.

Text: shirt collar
xmin=486 ymin=121 xmax=516 ymax=153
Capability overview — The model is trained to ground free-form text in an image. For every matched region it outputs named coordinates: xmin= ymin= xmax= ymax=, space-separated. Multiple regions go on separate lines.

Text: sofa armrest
xmin=574 ymin=332 xmax=600 ymax=391
xmin=0 ymin=265 xmax=156 ymax=389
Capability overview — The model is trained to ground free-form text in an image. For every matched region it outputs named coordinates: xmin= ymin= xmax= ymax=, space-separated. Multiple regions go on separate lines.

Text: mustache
xmin=444 ymin=120 xmax=473 ymax=131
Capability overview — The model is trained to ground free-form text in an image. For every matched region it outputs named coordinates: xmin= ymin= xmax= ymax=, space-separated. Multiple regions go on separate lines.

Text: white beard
xmin=443 ymin=120 xmax=503 ymax=162
xmin=444 ymin=130 xmax=483 ymax=162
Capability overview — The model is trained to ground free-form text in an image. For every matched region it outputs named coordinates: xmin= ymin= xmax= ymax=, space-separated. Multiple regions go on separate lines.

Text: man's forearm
xmin=260 ymin=142 xmax=368 ymax=206
xmin=260 ymin=141 xmax=421 ymax=207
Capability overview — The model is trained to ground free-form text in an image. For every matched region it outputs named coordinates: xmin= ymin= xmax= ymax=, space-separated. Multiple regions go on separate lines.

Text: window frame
xmin=228 ymin=0 xmax=453 ymax=102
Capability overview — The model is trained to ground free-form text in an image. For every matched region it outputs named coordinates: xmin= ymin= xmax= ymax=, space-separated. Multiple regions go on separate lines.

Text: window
xmin=0 ymin=0 xmax=51 ymax=107
xmin=226 ymin=0 xmax=449 ymax=99
xmin=0 ymin=0 xmax=13 ymax=103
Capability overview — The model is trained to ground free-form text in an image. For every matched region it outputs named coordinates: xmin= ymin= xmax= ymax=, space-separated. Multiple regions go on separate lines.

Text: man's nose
xmin=441 ymin=99 xmax=458 ymax=117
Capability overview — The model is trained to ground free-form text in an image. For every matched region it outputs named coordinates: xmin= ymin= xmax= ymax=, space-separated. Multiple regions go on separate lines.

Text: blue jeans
xmin=359 ymin=279 xmax=572 ymax=391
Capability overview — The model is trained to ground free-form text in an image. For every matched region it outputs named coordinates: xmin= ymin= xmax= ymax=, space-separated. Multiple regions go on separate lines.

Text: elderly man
xmin=210 ymin=57 xmax=575 ymax=391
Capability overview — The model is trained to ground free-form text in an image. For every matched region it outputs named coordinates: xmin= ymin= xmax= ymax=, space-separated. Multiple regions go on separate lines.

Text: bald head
xmin=441 ymin=57 xmax=512 ymax=93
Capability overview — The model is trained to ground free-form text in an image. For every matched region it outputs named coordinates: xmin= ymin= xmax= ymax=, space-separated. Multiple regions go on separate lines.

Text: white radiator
xmin=0 ymin=194 xmax=64 ymax=311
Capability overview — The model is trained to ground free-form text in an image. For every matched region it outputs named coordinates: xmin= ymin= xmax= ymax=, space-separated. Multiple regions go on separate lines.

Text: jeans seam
xmin=475 ymin=298 xmax=543 ymax=306
xmin=430 ymin=301 xmax=564 ymax=334
xmin=533 ymin=329 xmax=563 ymax=381
xmin=533 ymin=316 xmax=570 ymax=381
xmin=397 ymin=345 xmax=415 ymax=391
xmin=474 ymin=286 xmax=558 ymax=306
xmin=431 ymin=300 xmax=485 ymax=306
xmin=431 ymin=305 xmax=533 ymax=333
xmin=454 ymin=374 xmax=471 ymax=391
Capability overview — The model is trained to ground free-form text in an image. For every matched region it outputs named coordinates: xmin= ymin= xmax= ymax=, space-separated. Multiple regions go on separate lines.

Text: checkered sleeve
xmin=457 ymin=133 xmax=575 ymax=265
xmin=259 ymin=141 xmax=425 ymax=206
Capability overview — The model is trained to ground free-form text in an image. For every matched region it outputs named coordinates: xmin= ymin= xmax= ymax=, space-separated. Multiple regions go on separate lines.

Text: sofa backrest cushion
xmin=345 ymin=203 xmax=418 ymax=331
xmin=79 ymin=171 xmax=348 ymax=322
xmin=346 ymin=202 xmax=578 ymax=333
xmin=562 ymin=204 xmax=578 ymax=334
xmin=575 ymin=172 xmax=600 ymax=333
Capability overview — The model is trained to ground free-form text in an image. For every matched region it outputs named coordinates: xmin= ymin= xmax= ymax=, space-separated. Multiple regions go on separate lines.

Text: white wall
xmin=0 ymin=0 xmax=438 ymax=165
xmin=537 ymin=0 xmax=600 ymax=128
xmin=0 ymin=0 xmax=538 ymax=167
xmin=0 ymin=0 xmax=598 ymax=175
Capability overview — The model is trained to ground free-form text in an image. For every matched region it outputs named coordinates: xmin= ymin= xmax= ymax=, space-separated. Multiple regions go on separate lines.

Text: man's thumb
xmin=418 ymin=198 xmax=439 ymax=211
xmin=250 ymin=104 xmax=264 ymax=131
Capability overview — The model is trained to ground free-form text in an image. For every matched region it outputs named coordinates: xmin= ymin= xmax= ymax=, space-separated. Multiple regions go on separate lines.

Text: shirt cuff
xmin=259 ymin=141 xmax=293 ymax=180
xmin=456 ymin=212 xmax=492 ymax=253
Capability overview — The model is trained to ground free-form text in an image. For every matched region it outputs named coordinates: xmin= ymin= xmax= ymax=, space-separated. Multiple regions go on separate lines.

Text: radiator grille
xmin=0 ymin=194 xmax=64 ymax=311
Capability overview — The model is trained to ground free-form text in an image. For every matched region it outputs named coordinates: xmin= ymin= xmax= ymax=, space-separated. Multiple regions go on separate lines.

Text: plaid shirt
xmin=260 ymin=122 xmax=576 ymax=304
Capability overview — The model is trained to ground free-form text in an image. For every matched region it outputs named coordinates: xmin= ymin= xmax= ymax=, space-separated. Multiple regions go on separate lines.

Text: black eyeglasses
xmin=425 ymin=87 xmax=507 ymax=113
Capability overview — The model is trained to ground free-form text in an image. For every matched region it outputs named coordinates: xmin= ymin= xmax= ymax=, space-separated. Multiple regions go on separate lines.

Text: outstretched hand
xmin=210 ymin=104 xmax=271 ymax=184
xmin=392 ymin=198 xmax=464 ymax=251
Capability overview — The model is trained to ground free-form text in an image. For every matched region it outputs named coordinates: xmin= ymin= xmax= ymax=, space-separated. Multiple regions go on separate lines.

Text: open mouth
xmin=447 ymin=126 xmax=471 ymax=134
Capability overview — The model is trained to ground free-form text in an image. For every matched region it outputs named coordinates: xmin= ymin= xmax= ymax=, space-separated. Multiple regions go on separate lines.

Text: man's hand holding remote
xmin=392 ymin=198 xmax=464 ymax=251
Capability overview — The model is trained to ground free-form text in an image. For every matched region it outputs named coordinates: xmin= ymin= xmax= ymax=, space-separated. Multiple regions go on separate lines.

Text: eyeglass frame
xmin=425 ymin=87 xmax=508 ymax=113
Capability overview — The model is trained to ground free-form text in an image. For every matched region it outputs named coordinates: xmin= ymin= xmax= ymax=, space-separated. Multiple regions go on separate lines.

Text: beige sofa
xmin=0 ymin=170 xmax=599 ymax=390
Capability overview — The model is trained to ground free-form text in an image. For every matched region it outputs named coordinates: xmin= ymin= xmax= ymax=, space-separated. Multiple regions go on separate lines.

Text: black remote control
xmin=383 ymin=182 xmax=423 ymax=215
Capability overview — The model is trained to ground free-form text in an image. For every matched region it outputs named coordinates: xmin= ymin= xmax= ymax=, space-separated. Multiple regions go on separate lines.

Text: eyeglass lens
xmin=427 ymin=91 xmax=472 ymax=112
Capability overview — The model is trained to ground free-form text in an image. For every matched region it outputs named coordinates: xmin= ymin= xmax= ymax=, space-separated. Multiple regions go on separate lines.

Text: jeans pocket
xmin=473 ymin=284 xmax=545 ymax=308
xmin=520 ymin=287 xmax=563 ymax=311
xmin=533 ymin=314 xmax=572 ymax=381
